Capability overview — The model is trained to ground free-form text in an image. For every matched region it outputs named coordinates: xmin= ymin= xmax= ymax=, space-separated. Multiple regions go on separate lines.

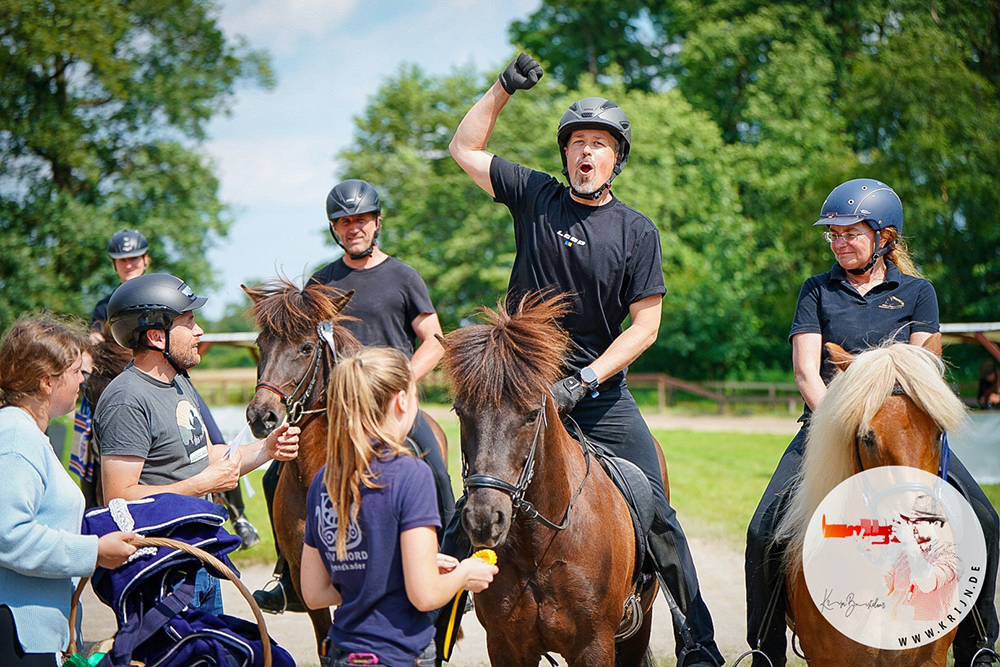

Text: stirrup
xmin=253 ymin=575 xmax=287 ymax=615
xmin=732 ymin=649 xmax=773 ymax=667
xmin=972 ymin=647 xmax=1000 ymax=666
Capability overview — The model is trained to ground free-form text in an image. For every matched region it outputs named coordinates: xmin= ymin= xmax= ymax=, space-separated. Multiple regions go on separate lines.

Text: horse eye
xmin=860 ymin=431 xmax=877 ymax=448
xmin=300 ymin=343 xmax=314 ymax=355
xmin=524 ymin=411 xmax=538 ymax=426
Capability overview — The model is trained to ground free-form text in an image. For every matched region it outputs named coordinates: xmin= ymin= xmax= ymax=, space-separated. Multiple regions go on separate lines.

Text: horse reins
xmin=254 ymin=321 xmax=339 ymax=426
xmin=463 ymin=395 xmax=592 ymax=532
xmin=853 ymin=383 xmax=951 ymax=480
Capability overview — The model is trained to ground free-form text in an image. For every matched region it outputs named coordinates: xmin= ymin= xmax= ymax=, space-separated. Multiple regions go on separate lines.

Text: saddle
xmin=587 ymin=441 xmax=656 ymax=581
xmin=83 ymin=493 xmax=294 ymax=667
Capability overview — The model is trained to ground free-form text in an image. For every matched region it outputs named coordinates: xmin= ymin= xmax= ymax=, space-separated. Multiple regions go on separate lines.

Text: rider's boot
xmin=646 ymin=519 xmax=725 ymax=667
xmin=252 ymin=555 xmax=307 ymax=614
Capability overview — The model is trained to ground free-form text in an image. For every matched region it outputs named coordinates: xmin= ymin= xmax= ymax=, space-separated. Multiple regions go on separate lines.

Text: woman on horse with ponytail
xmin=300 ymin=346 xmax=497 ymax=666
xmin=744 ymin=179 xmax=999 ymax=667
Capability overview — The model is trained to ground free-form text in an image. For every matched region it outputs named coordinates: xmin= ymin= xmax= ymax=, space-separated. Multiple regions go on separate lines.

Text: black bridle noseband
xmin=463 ymin=395 xmax=591 ymax=532
xmin=255 ymin=321 xmax=339 ymax=426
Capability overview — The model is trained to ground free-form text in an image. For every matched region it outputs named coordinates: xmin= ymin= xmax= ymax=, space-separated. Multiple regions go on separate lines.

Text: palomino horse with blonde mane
xmin=774 ymin=340 xmax=968 ymax=666
xmin=440 ymin=293 xmax=663 ymax=666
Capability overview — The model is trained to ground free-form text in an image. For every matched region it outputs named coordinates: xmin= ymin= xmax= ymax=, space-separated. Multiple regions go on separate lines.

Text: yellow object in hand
xmin=442 ymin=548 xmax=499 ymax=660
xmin=472 ymin=548 xmax=497 ymax=565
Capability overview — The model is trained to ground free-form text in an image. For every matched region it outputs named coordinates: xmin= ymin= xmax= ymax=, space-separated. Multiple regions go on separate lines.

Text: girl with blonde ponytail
xmin=299 ymin=346 xmax=496 ymax=666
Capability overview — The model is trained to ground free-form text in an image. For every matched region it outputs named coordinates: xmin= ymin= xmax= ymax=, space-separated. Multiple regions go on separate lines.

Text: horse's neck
xmin=287 ymin=416 xmax=329 ymax=488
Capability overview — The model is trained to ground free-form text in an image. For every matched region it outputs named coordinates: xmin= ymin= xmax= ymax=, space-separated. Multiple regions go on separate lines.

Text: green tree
xmin=339 ymin=65 xmax=760 ymax=377
xmin=0 ymin=0 xmax=273 ymax=329
xmin=511 ymin=0 xmax=1000 ymax=371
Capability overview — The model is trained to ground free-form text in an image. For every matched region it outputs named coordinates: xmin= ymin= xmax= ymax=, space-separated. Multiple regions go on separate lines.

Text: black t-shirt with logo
xmin=490 ymin=156 xmax=666 ymax=385
xmin=310 ymin=256 xmax=435 ymax=357
xmin=789 ymin=259 xmax=939 ymax=384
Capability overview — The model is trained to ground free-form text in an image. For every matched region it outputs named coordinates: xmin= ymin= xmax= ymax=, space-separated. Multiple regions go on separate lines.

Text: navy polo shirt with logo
xmin=489 ymin=156 xmax=665 ymax=385
xmin=789 ymin=259 xmax=939 ymax=383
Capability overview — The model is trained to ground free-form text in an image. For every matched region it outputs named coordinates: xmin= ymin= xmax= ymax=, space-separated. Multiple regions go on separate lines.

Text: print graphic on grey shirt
xmin=94 ymin=362 xmax=210 ymax=487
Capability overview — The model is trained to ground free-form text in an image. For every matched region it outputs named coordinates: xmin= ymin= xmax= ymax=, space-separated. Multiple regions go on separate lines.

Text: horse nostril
xmin=493 ymin=510 xmax=505 ymax=528
xmin=264 ymin=411 xmax=278 ymax=430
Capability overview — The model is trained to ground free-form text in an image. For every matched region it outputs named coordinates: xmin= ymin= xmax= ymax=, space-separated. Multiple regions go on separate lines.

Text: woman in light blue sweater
xmin=0 ymin=317 xmax=137 ymax=665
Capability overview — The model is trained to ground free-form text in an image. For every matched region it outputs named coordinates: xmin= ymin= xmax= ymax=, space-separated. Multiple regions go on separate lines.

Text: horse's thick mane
xmin=777 ymin=342 xmax=967 ymax=569
xmin=442 ymin=292 xmax=571 ymax=412
xmin=244 ymin=278 xmax=357 ymax=346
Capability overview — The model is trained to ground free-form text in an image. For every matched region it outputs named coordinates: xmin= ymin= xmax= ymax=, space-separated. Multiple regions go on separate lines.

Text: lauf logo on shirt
xmin=879 ymin=296 xmax=905 ymax=310
xmin=556 ymin=230 xmax=587 ymax=247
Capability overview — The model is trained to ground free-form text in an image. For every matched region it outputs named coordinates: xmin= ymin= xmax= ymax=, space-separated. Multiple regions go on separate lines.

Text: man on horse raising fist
xmin=251 ymin=179 xmax=456 ymax=615
xmin=446 ymin=52 xmax=724 ymax=667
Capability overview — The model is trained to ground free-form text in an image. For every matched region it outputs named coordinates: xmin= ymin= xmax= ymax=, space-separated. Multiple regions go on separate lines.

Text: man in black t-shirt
xmin=252 ymin=179 xmax=455 ymax=615
xmin=447 ymin=53 xmax=723 ymax=667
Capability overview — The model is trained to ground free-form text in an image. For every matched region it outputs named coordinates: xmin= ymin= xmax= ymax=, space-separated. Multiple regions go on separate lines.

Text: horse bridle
xmin=463 ymin=395 xmax=591 ymax=532
xmin=853 ymin=383 xmax=950 ymax=480
xmin=254 ymin=321 xmax=339 ymax=426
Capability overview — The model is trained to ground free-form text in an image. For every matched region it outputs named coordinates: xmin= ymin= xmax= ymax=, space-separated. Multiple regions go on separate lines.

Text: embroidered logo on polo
xmin=880 ymin=296 xmax=905 ymax=310
xmin=556 ymin=230 xmax=587 ymax=247
xmin=317 ymin=491 xmax=368 ymax=570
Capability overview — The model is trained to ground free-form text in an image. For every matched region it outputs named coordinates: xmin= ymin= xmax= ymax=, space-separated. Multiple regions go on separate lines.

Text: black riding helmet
xmin=108 ymin=274 xmax=206 ymax=370
xmin=326 ymin=179 xmax=381 ymax=260
xmin=813 ymin=178 xmax=903 ymax=276
xmin=557 ymin=97 xmax=632 ymax=200
xmin=107 ymin=229 xmax=149 ymax=259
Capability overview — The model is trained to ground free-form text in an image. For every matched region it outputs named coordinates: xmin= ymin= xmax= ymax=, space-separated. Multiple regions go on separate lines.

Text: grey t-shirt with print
xmin=94 ymin=362 xmax=211 ymax=487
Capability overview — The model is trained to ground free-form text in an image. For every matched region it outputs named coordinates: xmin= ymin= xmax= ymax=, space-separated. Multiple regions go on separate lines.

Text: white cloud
xmin=219 ymin=0 xmax=358 ymax=52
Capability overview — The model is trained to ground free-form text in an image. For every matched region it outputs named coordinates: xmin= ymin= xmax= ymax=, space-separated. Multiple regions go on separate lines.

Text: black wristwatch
xmin=579 ymin=366 xmax=599 ymax=397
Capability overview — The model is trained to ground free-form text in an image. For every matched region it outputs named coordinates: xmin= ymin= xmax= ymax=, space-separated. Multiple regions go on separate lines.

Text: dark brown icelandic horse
xmin=242 ymin=278 xmax=449 ymax=651
xmin=440 ymin=293 xmax=662 ymax=667
xmin=774 ymin=340 xmax=968 ymax=667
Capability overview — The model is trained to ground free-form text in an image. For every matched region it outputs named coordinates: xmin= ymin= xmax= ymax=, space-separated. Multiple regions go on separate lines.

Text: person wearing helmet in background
xmin=92 ymin=273 xmax=300 ymax=615
xmin=251 ymin=179 xmax=455 ymax=615
xmin=82 ymin=230 xmax=262 ymax=550
xmin=744 ymin=179 xmax=998 ymax=666
xmin=447 ymin=53 xmax=724 ymax=667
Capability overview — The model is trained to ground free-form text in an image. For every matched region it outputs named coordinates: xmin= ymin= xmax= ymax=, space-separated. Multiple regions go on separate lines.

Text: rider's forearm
xmin=588 ymin=318 xmax=658 ymax=384
xmin=451 ymin=81 xmax=509 ymax=153
xmin=410 ymin=339 xmax=444 ymax=383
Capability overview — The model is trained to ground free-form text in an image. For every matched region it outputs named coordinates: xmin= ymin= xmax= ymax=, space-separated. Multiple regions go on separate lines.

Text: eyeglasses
xmin=823 ymin=231 xmax=869 ymax=244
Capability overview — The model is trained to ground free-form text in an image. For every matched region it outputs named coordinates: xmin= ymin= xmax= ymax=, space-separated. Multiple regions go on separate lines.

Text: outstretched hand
xmin=499 ymin=52 xmax=543 ymax=95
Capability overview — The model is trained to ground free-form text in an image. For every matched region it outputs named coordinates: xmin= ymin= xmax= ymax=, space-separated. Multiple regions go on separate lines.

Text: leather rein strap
xmin=464 ymin=395 xmax=592 ymax=532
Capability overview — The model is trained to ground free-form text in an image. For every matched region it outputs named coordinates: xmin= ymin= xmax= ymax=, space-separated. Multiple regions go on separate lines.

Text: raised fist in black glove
xmin=499 ymin=52 xmax=543 ymax=95
xmin=550 ymin=375 xmax=589 ymax=413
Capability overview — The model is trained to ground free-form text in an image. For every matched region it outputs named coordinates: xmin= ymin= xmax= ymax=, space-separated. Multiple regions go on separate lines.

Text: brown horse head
xmin=84 ymin=322 xmax=133 ymax=406
xmin=440 ymin=292 xmax=570 ymax=548
xmin=243 ymin=278 xmax=359 ymax=439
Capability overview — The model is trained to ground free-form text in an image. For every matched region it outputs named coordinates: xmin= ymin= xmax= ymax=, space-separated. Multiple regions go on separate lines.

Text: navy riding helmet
xmin=813 ymin=178 xmax=903 ymax=275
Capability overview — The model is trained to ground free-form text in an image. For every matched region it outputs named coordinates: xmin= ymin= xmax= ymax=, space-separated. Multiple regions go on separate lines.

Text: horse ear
xmin=825 ymin=342 xmax=854 ymax=371
xmin=330 ymin=289 xmax=354 ymax=315
xmin=435 ymin=332 xmax=448 ymax=349
xmin=921 ymin=332 xmax=943 ymax=357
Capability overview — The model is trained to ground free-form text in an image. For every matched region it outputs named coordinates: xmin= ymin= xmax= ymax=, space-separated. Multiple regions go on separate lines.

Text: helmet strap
xmin=330 ymin=221 xmax=380 ymax=260
xmin=136 ymin=328 xmax=186 ymax=375
xmin=565 ymin=171 xmax=618 ymax=202
xmin=847 ymin=232 xmax=895 ymax=276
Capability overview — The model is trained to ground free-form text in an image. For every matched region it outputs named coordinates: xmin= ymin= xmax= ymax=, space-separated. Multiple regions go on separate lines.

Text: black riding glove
xmin=550 ymin=375 xmax=589 ymax=413
xmin=498 ymin=52 xmax=543 ymax=95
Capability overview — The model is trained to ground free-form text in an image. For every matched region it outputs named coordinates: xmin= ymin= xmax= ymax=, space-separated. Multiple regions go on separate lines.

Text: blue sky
xmin=201 ymin=0 xmax=540 ymax=317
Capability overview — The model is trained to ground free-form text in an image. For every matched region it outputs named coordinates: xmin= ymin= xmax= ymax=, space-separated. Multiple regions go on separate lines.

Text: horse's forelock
xmin=777 ymin=342 xmax=967 ymax=571
xmin=246 ymin=278 xmax=354 ymax=342
xmin=442 ymin=293 xmax=571 ymax=412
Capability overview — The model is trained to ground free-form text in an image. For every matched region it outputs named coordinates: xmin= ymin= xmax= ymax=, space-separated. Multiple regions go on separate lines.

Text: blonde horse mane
xmin=776 ymin=342 xmax=967 ymax=571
